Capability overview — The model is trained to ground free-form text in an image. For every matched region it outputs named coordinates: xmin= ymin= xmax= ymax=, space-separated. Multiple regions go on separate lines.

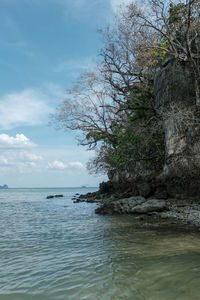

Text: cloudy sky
xmin=0 ymin=0 xmax=133 ymax=188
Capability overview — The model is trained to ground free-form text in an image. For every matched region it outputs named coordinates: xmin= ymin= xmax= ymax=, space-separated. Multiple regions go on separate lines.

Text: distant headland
xmin=0 ymin=184 xmax=8 ymax=189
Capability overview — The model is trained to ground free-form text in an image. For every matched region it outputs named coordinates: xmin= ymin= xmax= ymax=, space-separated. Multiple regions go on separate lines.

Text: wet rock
xmin=46 ymin=195 xmax=54 ymax=199
xmin=132 ymin=199 xmax=166 ymax=214
xmin=138 ymin=182 xmax=152 ymax=198
xmin=95 ymin=196 xmax=167 ymax=215
xmin=73 ymin=199 xmax=84 ymax=203
xmin=46 ymin=194 xmax=63 ymax=199
xmin=154 ymin=186 xmax=168 ymax=199
xmin=99 ymin=181 xmax=114 ymax=194
xmin=95 ymin=196 xmax=146 ymax=214
xmin=73 ymin=190 xmax=104 ymax=203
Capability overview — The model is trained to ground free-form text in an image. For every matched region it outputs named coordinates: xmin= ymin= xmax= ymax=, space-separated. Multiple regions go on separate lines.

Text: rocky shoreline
xmin=73 ymin=190 xmax=200 ymax=229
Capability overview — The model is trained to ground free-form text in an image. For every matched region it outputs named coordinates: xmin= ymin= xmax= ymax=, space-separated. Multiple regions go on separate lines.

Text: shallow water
xmin=0 ymin=187 xmax=200 ymax=300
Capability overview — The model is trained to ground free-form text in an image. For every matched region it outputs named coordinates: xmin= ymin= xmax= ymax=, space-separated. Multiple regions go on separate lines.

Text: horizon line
xmin=1 ymin=186 xmax=98 ymax=189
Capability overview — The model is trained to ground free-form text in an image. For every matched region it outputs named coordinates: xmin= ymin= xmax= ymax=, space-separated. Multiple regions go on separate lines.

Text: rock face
xmin=155 ymin=58 xmax=195 ymax=109
xmin=132 ymin=199 xmax=166 ymax=214
xmin=155 ymin=58 xmax=200 ymax=177
xmin=95 ymin=196 xmax=166 ymax=215
xmin=81 ymin=57 xmax=200 ymax=204
xmin=106 ymin=58 xmax=200 ymax=199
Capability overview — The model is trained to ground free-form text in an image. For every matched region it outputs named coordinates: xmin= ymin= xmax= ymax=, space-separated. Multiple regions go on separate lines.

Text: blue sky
xmin=0 ymin=0 xmax=132 ymax=187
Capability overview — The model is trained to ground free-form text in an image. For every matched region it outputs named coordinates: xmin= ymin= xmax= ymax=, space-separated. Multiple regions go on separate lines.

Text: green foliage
xmin=169 ymin=3 xmax=187 ymax=26
xmin=55 ymin=1 xmax=200 ymax=176
xmin=156 ymin=39 xmax=169 ymax=61
xmin=107 ymin=123 xmax=164 ymax=172
xmin=95 ymin=84 xmax=165 ymax=173
xmin=170 ymin=83 xmax=196 ymax=100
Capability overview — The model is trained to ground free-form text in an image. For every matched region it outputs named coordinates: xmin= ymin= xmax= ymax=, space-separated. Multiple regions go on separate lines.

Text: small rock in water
xmin=46 ymin=194 xmax=63 ymax=199
xmin=46 ymin=195 xmax=54 ymax=199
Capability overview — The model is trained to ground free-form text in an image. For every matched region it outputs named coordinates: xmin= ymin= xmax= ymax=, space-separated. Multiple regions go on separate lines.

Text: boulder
xmin=95 ymin=196 xmax=166 ymax=215
xmin=132 ymin=199 xmax=166 ymax=214
xmin=95 ymin=196 xmax=146 ymax=214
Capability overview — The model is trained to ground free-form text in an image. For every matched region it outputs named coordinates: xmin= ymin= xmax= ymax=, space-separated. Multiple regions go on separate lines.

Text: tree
xmin=52 ymin=68 xmax=164 ymax=174
xmin=53 ymin=71 xmax=122 ymax=150
xmin=123 ymin=0 xmax=200 ymax=105
xmin=52 ymin=1 xmax=199 ymax=175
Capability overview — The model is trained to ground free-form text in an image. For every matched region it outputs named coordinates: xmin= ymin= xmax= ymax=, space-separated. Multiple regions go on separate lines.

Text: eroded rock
xmin=95 ymin=196 xmax=166 ymax=215
xmin=132 ymin=199 xmax=166 ymax=214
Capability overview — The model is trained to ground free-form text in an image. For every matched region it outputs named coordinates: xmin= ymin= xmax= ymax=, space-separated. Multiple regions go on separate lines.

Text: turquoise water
xmin=0 ymin=188 xmax=200 ymax=300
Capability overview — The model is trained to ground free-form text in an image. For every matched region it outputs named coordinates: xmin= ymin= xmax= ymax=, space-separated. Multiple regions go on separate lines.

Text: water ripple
xmin=1 ymin=188 xmax=200 ymax=299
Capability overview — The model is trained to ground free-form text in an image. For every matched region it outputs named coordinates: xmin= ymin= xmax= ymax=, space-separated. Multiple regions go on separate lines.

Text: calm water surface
xmin=0 ymin=187 xmax=200 ymax=300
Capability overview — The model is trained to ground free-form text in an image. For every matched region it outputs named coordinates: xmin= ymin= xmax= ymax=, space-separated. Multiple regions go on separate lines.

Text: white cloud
xmin=48 ymin=160 xmax=67 ymax=170
xmin=25 ymin=162 xmax=36 ymax=167
xmin=0 ymin=155 xmax=8 ymax=165
xmin=0 ymin=137 xmax=89 ymax=174
xmin=0 ymin=89 xmax=53 ymax=130
xmin=0 ymin=142 xmax=107 ymax=186
xmin=23 ymin=153 xmax=42 ymax=161
xmin=48 ymin=160 xmax=84 ymax=170
xmin=0 ymin=134 xmax=42 ymax=172
xmin=0 ymin=134 xmax=35 ymax=148
xmin=68 ymin=161 xmax=84 ymax=169
xmin=0 ymin=134 xmax=41 ymax=173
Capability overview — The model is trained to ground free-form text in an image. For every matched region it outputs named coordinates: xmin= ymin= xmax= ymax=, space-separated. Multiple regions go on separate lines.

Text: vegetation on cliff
xmin=53 ymin=0 xmax=200 ymax=179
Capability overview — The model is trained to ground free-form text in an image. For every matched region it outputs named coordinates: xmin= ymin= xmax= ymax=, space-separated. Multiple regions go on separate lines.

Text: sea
xmin=1 ymin=187 xmax=200 ymax=300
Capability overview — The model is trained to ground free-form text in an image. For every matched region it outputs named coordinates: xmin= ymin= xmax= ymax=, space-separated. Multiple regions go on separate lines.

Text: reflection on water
xmin=0 ymin=188 xmax=200 ymax=300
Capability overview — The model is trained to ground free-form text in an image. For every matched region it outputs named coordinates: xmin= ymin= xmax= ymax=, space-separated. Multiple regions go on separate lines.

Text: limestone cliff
xmin=155 ymin=57 xmax=200 ymax=178
xmin=106 ymin=57 xmax=200 ymax=199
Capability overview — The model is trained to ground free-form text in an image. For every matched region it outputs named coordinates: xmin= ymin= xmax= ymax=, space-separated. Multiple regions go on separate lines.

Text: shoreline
xmin=73 ymin=192 xmax=200 ymax=230
xmin=159 ymin=198 xmax=200 ymax=229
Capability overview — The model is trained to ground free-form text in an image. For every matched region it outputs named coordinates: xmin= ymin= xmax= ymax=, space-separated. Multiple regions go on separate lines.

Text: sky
xmin=0 ymin=0 xmax=133 ymax=188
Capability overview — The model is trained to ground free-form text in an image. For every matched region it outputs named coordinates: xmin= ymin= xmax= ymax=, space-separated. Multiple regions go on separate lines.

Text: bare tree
xmin=52 ymin=71 xmax=122 ymax=149
xmin=122 ymin=0 xmax=200 ymax=105
xmin=52 ymin=0 xmax=199 ymax=174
